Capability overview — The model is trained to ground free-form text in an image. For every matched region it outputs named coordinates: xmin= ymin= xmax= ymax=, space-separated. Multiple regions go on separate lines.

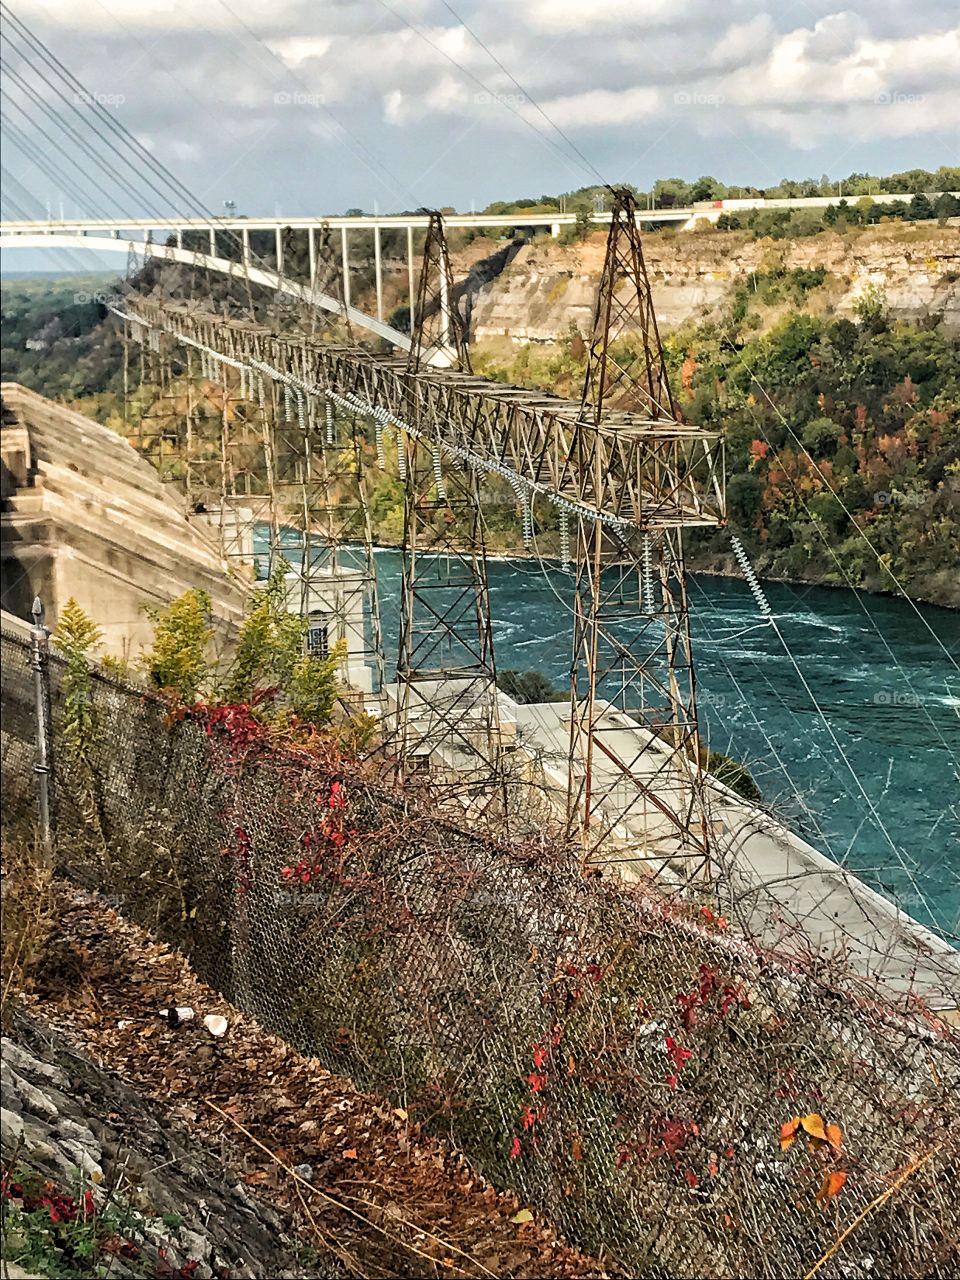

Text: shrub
xmin=143 ymin=589 xmax=213 ymax=702
xmin=54 ymin=598 xmax=102 ymax=765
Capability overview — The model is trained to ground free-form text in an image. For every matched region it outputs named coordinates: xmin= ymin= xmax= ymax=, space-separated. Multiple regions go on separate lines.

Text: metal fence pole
xmin=30 ymin=595 xmax=55 ymax=863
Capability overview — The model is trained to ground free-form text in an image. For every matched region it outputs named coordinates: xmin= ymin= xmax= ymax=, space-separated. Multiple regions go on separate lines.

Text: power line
xmin=437 ymin=0 xmax=610 ymax=191
xmin=372 ymin=0 xmax=594 ymax=192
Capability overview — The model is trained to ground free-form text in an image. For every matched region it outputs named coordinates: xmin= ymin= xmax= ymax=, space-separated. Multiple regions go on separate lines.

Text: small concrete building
xmin=1 ymin=383 xmax=247 ymax=657
xmin=283 ymin=565 xmax=378 ymax=693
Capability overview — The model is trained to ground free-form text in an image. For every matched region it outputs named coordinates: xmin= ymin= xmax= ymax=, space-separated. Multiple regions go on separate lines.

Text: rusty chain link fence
xmin=3 ymin=622 xmax=959 ymax=1279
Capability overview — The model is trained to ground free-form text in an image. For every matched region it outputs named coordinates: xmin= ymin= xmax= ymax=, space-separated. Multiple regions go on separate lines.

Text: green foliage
xmin=0 ymin=1165 xmax=200 ymax=1279
xmin=54 ymin=598 xmax=102 ymax=762
xmin=853 ymin=284 xmax=889 ymax=331
xmin=705 ymin=750 xmax=762 ymax=803
xmin=223 ymin=567 xmax=343 ymax=726
xmin=143 ymin=589 xmax=213 ymax=702
xmin=498 ymin=669 xmax=566 ymax=704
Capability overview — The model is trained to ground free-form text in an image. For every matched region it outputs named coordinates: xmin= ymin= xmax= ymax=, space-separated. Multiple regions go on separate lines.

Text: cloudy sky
xmin=3 ymin=0 xmax=959 ymax=219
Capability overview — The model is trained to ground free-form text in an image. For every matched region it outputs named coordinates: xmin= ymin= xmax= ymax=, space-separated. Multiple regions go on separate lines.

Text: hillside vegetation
xmin=473 ymin=277 xmax=959 ymax=605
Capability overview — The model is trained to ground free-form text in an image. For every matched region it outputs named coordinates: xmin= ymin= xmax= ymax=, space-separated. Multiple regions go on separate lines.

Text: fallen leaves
xmin=30 ymin=891 xmax=605 ymax=1279
xmin=510 ymin=1209 xmax=534 ymax=1225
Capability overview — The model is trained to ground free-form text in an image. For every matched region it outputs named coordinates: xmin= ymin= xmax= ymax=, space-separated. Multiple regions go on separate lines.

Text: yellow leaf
xmin=394 ymin=1108 xmax=408 ymax=1121
xmin=825 ymin=1122 xmax=843 ymax=1152
xmin=510 ymin=1208 xmax=534 ymax=1225
xmin=801 ymin=1113 xmax=828 ymax=1142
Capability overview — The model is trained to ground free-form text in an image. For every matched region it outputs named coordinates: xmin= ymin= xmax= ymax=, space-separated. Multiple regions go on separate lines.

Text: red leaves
xmin=677 ymin=991 xmax=699 ymax=1029
xmin=675 ymin=965 xmax=749 ymax=1037
xmin=664 ymin=1036 xmax=693 ymax=1089
xmin=532 ymin=1045 xmax=547 ymax=1069
xmin=527 ymin=1072 xmax=548 ymax=1094
xmin=749 ymin=439 xmax=769 ymax=465
xmin=509 ymin=1136 xmax=522 ymax=1159
xmin=665 ymin=1036 xmax=693 ymax=1070
xmin=660 ymin=1118 xmax=691 ymax=1158
xmin=521 ymin=1104 xmax=547 ymax=1131
xmin=202 ymin=702 xmax=266 ymax=754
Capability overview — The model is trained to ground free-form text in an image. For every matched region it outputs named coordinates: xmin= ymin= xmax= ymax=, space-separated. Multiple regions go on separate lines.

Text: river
xmin=367 ymin=551 xmax=960 ymax=937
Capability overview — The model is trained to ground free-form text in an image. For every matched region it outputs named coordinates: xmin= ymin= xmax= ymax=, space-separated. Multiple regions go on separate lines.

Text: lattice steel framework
xmin=391 ymin=212 xmax=505 ymax=800
xmin=566 ymin=189 xmax=721 ymax=878
xmin=124 ymin=311 xmax=385 ymax=696
xmin=114 ymin=207 xmax=723 ymax=872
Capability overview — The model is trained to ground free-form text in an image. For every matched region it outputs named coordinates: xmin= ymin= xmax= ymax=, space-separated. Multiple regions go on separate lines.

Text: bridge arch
xmin=0 ymin=232 xmax=412 ymax=351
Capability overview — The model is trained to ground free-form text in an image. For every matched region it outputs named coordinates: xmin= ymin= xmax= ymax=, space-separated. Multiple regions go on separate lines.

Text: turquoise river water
xmin=369 ymin=551 xmax=960 ymax=937
xmin=265 ymin=532 xmax=959 ymax=937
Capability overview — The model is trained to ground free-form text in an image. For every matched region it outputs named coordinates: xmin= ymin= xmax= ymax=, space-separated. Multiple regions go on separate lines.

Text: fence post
xmin=30 ymin=595 xmax=55 ymax=863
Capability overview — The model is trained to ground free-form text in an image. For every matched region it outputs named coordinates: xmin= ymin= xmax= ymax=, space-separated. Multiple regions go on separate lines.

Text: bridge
xmin=2 ymin=190 xmax=949 ymax=342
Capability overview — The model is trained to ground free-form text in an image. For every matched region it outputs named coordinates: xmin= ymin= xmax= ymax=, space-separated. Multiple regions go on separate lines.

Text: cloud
xmin=522 ymin=0 xmax=682 ymax=34
xmin=534 ymin=87 xmax=661 ymax=129
xmin=2 ymin=0 xmax=956 ymax=219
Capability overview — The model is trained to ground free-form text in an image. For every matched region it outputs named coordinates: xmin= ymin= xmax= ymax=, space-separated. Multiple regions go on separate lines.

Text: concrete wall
xmin=1 ymin=383 xmax=248 ymax=659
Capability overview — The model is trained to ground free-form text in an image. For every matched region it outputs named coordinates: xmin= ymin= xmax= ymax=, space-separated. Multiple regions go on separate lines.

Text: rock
xmin=0 ymin=1104 xmax=25 ymax=1150
xmin=2 ymin=1020 xmax=316 ymax=1279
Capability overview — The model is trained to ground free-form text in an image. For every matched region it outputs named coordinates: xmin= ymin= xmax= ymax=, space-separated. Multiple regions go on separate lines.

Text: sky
xmin=1 ymin=0 xmax=958 ymax=223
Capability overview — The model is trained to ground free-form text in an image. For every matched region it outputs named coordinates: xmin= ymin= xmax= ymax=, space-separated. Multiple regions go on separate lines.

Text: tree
xmin=690 ymin=175 xmax=725 ymax=202
xmin=144 ymin=589 xmax=213 ymax=702
xmin=726 ymin=473 xmax=764 ymax=526
xmin=54 ymin=599 xmax=102 ymax=764
xmin=802 ymin=417 xmax=841 ymax=457
xmin=906 ymin=192 xmax=935 ymax=221
xmin=497 ymin=670 xmax=564 ymax=704
xmin=223 ymin=568 xmax=343 ymax=727
xmin=934 ymin=192 xmax=960 ymax=220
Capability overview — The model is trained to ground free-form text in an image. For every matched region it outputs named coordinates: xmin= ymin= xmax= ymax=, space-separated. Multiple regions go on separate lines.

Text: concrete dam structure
xmin=1 ymin=382 xmax=247 ymax=657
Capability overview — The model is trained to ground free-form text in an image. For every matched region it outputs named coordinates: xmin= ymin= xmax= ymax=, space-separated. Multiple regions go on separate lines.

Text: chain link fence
xmin=3 ymin=622 xmax=959 ymax=1278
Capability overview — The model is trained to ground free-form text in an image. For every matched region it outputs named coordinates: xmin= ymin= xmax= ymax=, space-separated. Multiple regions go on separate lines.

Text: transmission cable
xmin=437 ymin=0 xmax=611 ymax=192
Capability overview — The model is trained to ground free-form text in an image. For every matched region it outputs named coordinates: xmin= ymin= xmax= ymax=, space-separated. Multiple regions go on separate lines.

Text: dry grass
xmin=1 ymin=835 xmax=55 ymax=1028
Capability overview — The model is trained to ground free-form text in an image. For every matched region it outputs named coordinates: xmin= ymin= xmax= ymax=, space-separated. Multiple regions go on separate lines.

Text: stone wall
xmin=467 ymin=223 xmax=960 ymax=344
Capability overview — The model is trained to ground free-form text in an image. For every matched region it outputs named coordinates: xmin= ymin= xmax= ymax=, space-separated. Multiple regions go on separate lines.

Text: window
xmin=307 ymin=614 xmax=330 ymax=660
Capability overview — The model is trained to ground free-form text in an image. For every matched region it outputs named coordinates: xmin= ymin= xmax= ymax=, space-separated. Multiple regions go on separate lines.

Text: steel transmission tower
xmin=393 ymin=212 xmax=506 ymax=804
xmin=566 ymin=188 xmax=724 ymax=879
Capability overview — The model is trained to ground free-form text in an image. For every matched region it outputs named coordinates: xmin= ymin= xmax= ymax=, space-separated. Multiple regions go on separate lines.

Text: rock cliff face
xmin=468 ymin=224 xmax=960 ymax=343
xmin=1 ymin=1017 xmax=309 ymax=1278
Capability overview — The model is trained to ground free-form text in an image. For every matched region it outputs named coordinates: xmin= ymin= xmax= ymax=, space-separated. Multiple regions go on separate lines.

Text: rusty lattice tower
xmin=393 ymin=212 xmax=505 ymax=803
xmin=566 ymin=187 xmax=724 ymax=879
